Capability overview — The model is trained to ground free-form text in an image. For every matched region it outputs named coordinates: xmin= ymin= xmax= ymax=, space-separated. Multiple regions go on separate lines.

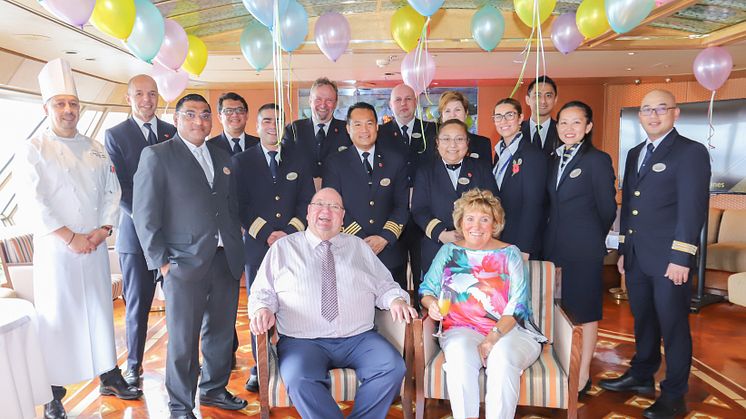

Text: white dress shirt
xmin=529 ymin=119 xmax=550 ymax=147
xmin=637 ymin=129 xmax=672 ymax=171
xmin=180 ymin=137 xmax=223 ymax=247
xmin=554 ymin=142 xmax=583 ymax=187
xmin=444 ymin=160 xmax=462 ymax=190
xmin=225 ymin=131 xmax=246 ymax=152
xmin=249 ymin=230 xmax=410 ymax=338
xmin=133 ymin=115 xmax=158 ymax=143
xmin=312 ymin=118 xmax=332 ymax=136
xmin=493 ymin=132 xmax=523 ymax=189
xmin=355 ymin=145 xmax=375 ymax=168
xmin=260 ymin=143 xmax=281 ymax=167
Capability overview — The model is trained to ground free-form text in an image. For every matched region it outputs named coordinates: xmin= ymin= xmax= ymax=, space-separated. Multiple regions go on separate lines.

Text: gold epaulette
xmin=342 ymin=222 xmax=362 ymax=236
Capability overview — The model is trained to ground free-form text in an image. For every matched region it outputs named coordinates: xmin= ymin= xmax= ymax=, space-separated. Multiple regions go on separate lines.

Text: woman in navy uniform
xmin=438 ymin=91 xmax=493 ymax=168
xmin=543 ymin=101 xmax=617 ymax=395
xmin=412 ymin=119 xmax=498 ymax=276
xmin=492 ymin=98 xmax=547 ymax=259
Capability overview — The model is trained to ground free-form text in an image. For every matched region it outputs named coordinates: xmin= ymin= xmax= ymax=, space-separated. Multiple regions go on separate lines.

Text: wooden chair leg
xmin=412 ymin=319 xmax=425 ymax=419
xmin=566 ymin=325 xmax=583 ymax=419
xmin=256 ymin=331 xmax=271 ymax=419
xmin=402 ymin=320 xmax=414 ymax=419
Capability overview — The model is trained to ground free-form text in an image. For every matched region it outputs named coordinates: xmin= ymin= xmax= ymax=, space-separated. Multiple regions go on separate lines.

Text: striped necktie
xmin=319 ymin=240 xmax=338 ymax=322
xmin=560 ymin=143 xmax=580 ymax=170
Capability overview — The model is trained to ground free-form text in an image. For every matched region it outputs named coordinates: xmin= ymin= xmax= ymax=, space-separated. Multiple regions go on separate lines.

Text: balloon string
xmin=272 ymin=3 xmax=285 ymax=147
xmin=509 ymin=14 xmax=535 ymax=99
xmin=707 ymin=90 xmax=716 ymax=159
xmin=413 ymin=17 xmax=431 ymax=154
xmin=534 ymin=0 xmax=543 ymax=128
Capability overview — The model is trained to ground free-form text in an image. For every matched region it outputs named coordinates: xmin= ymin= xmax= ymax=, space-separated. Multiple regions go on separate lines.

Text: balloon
xmin=182 ymin=35 xmax=208 ymax=76
xmin=551 ymin=13 xmax=584 ymax=54
xmin=90 ymin=0 xmax=136 ymax=40
xmin=693 ymin=47 xmax=733 ymax=91
xmin=401 ymin=50 xmax=436 ymax=95
xmin=315 ymin=12 xmax=350 ymax=62
xmin=151 ymin=62 xmax=188 ymax=103
xmin=276 ymin=0 xmax=308 ymax=53
xmin=240 ymin=21 xmax=273 ymax=71
xmin=126 ymin=0 xmax=165 ymax=63
xmin=391 ymin=6 xmax=426 ymax=52
xmin=655 ymin=0 xmax=673 ymax=6
xmin=471 ymin=5 xmax=505 ymax=52
xmin=155 ymin=19 xmax=189 ymax=70
xmin=576 ymin=0 xmax=610 ymax=39
xmin=514 ymin=0 xmax=557 ymax=28
xmin=406 ymin=0 xmax=444 ymax=18
xmin=242 ymin=0 xmax=289 ymax=28
xmin=39 ymin=0 xmax=95 ymax=28
xmin=606 ymin=0 xmax=655 ymax=34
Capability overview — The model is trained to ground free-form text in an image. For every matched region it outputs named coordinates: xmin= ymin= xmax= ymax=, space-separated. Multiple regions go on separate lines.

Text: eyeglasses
xmin=438 ymin=136 xmax=468 ymax=144
xmin=492 ymin=111 xmax=518 ymax=122
xmin=179 ymin=111 xmax=212 ymax=121
xmin=221 ymin=107 xmax=247 ymax=116
xmin=309 ymin=202 xmax=344 ymax=212
xmin=639 ymin=106 xmax=676 ymax=116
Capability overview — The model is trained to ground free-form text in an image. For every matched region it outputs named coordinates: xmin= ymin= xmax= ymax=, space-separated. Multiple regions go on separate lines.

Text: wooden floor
xmin=47 ymin=268 xmax=746 ymax=418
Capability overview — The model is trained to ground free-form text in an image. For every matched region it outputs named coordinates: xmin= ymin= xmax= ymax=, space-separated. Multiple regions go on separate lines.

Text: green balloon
xmin=240 ymin=20 xmax=273 ymax=71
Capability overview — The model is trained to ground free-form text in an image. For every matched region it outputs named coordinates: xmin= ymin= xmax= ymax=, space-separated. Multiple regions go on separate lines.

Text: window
xmin=94 ymin=110 xmax=129 ymax=144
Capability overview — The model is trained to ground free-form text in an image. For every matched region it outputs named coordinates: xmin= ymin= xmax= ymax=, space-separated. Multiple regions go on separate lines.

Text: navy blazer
xmin=322 ymin=145 xmax=409 ymax=269
xmin=543 ymin=143 xmax=617 ymax=262
xmin=412 ymin=157 xmax=498 ymax=273
xmin=377 ymin=119 xmax=437 ymax=187
xmin=467 ymin=133 xmax=493 ymax=168
xmin=494 ymin=136 xmax=548 ymax=258
xmin=521 ymin=119 xmax=560 ymax=157
xmin=232 ymin=145 xmax=314 ymax=268
xmin=619 ymin=128 xmax=710 ymax=275
xmin=282 ymin=118 xmax=351 ymax=178
xmin=105 ymin=117 xmax=177 ymax=254
xmin=208 ymin=132 xmax=260 ymax=156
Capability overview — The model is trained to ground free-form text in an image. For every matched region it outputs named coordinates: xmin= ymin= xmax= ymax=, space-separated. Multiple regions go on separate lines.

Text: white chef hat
xmin=38 ymin=58 xmax=78 ymax=103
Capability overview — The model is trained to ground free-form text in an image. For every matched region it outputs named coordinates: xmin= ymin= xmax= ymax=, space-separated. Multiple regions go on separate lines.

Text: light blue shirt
xmin=637 ymin=129 xmax=672 ymax=171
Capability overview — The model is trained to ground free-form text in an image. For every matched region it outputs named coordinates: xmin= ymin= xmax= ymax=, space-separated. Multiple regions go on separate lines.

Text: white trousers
xmin=440 ymin=326 xmax=541 ymax=419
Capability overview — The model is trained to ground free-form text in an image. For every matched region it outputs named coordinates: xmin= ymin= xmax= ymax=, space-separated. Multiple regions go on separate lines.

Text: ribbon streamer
xmin=706 ymin=90 xmax=716 ymax=158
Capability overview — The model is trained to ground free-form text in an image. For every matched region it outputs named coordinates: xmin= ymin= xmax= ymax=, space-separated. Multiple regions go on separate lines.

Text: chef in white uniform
xmin=14 ymin=58 xmax=141 ymax=419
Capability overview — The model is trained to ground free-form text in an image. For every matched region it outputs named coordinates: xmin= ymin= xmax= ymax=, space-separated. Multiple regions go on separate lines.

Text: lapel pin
xmin=458 ymin=177 xmax=470 ymax=185
xmin=569 ymin=168 xmax=582 ymax=178
xmin=223 ymin=167 xmax=231 ymax=175
xmin=652 ymin=163 xmax=666 ymax=172
xmin=380 ymin=178 xmax=391 ymax=186
xmin=286 ymin=172 xmax=298 ymax=180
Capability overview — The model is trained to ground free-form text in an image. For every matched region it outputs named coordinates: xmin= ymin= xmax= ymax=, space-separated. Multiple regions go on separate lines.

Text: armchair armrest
xmin=255 ymin=329 xmax=272 ymax=419
xmin=412 ymin=314 xmax=439 ymax=419
xmin=375 ymin=308 xmax=407 ymax=355
xmin=553 ymin=301 xmax=583 ymax=419
xmin=8 ymin=264 xmax=34 ymax=304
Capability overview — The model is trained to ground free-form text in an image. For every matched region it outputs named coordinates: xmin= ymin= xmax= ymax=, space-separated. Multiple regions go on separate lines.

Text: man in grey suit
xmin=133 ymin=94 xmax=247 ymax=418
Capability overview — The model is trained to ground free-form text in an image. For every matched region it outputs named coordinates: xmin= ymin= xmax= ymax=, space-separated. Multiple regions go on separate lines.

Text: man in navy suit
xmin=208 ymin=92 xmax=259 ymax=155
xmin=105 ymin=74 xmax=177 ymax=386
xmin=521 ymin=76 xmax=560 ymax=157
xmin=323 ymin=102 xmax=409 ymax=287
xmin=378 ymin=83 xmax=437 ymax=291
xmin=232 ymin=103 xmax=314 ymax=392
xmin=282 ymin=77 xmax=351 ymax=187
xmin=599 ymin=90 xmax=710 ymax=419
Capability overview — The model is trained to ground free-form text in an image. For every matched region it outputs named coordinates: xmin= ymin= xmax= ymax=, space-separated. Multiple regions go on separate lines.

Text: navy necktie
xmin=401 ymin=125 xmax=410 ymax=145
xmin=639 ymin=143 xmax=655 ymax=174
xmin=268 ymin=150 xmax=279 ymax=181
xmin=532 ymin=125 xmax=542 ymax=147
xmin=315 ymin=123 xmax=326 ymax=162
xmin=232 ymin=138 xmax=242 ymax=154
xmin=498 ymin=141 xmax=507 ymax=155
xmin=362 ymin=151 xmax=373 ymax=183
xmin=143 ymin=122 xmax=157 ymax=146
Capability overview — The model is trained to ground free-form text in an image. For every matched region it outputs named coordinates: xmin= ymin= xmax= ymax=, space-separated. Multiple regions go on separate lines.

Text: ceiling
xmin=1 ymin=0 xmax=745 ymax=89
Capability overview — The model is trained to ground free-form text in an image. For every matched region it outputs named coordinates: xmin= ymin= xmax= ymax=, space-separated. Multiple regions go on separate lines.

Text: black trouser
xmin=401 ymin=218 xmax=423 ymax=291
xmin=120 ymin=253 xmax=158 ymax=371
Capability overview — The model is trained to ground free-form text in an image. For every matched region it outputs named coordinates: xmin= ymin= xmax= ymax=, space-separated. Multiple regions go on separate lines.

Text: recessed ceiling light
xmin=627 ymin=52 xmax=635 ymax=56
xmin=665 ymin=77 xmax=672 ymax=83
xmin=85 ymin=58 xmax=96 ymax=61
xmin=232 ymin=57 xmax=241 ymax=61
xmin=63 ymin=50 xmax=78 ymax=55
xmin=626 ymin=67 xmax=633 ymax=71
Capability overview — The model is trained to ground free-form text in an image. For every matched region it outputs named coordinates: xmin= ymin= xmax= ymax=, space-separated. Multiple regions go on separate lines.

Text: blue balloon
xmin=240 ymin=20 xmax=273 ymax=71
xmin=470 ymin=5 xmax=505 ymax=52
xmin=242 ymin=0 xmax=290 ymax=28
xmin=126 ymin=0 xmax=165 ymax=63
xmin=275 ymin=0 xmax=308 ymax=52
xmin=606 ymin=0 xmax=655 ymax=34
xmin=406 ymin=0 xmax=444 ymax=18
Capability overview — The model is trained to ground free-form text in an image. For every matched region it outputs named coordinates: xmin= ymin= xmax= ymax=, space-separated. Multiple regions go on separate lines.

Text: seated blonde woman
xmin=419 ymin=189 xmax=546 ymax=419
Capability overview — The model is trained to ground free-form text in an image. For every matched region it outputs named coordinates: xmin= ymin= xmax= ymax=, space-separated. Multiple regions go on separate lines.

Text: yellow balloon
xmin=576 ymin=0 xmax=611 ymax=39
xmin=90 ymin=0 xmax=136 ymax=40
xmin=182 ymin=35 xmax=208 ymax=76
xmin=514 ymin=0 xmax=557 ymax=28
xmin=391 ymin=6 xmax=426 ymax=53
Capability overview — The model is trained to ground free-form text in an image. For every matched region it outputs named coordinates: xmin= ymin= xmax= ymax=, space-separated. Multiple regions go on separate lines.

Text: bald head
xmin=390 ymin=83 xmax=417 ymax=124
xmin=642 ymin=89 xmax=677 ymax=107
xmin=127 ymin=74 xmax=159 ymax=122
xmin=639 ymin=89 xmax=680 ymax=141
xmin=307 ymin=188 xmax=345 ymax=240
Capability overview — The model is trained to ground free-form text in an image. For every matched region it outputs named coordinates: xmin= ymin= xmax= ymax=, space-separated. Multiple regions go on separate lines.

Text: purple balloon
xmin=151 ymin=62 xmax=189 ymax=103
xmin=401 ymin=50 xmax=436 ymax=95
xmin=314 ymin=12 xmax=350 ymax=62
xmin=551 ymin=13 xmax=584 ymax=55
xmin=155 ymin=19 xmax=189 ymax=71
xmin=693 ymin=46 xmax=733 ymax=91
xmin=39 ymin=0 xmax=95 ymax=28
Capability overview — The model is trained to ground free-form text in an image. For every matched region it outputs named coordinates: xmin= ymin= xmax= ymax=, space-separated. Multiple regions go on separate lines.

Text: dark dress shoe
xmin=598 ymin=371 xmax=655 ymax=393
xmin=123 ymin=367 xmax=142 ymax=387
xmin=169 ymin=413 xmax=197 ymax=419
xmin=100 ymin=369 xmax=143 ymax=400
xmin=643 ymin=397 xmax=687 ymax=419
xmin=231 ymin=353 xmax=237 ymax=370
xmin=578 ymin=379 xmax=592 ymax=397
xmin=44 ymin=399 xmax=67 ymax=419
xmin=199 ymin=389 xmax=248 ymax=410
xmin=244 ymin=374 xmax=259 ymax=393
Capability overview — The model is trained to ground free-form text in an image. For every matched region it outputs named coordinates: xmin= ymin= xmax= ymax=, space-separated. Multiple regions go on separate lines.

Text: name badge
xmin=569 ymin=168 xmax=582 ymax=178
xmin=286 ymin=172 xmax=298 ymax=181
xmin=380 ymin=178 xmax=391 ymax=186
xmin=458 ymin=177 xmax=470 ymax=185
xmin=338 ymin=146 xmax=348 ymax=152
xmin=411 ymin=133 xmax=422 ymax=139
xmin=652 ymin=163 xmax=666 ymax=172
xmin=470 ymin=153 xmax=480 ymax=159
xmin=223 ymin=167 xmax=231 ymax=175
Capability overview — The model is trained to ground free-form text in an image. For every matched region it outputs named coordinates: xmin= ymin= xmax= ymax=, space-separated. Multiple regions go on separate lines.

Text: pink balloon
xmin=39 ymin=0 xmax=95 ymax=28
xmin=151 ymin=62 xmax=189 ymax=102
xmin=314 ymin=12 xmax=350 ymax=62
xmin=655 ymin=0 xmax=673 ymax=6
xmin=401 ymin=50 xmax=436 ymax=95
xmin=693 ymin=46 xmax=733 ymax=91
xmin=551 ymin=13 xmax=584 ymax=55
xmin=155 ymin=19 xmax=189 ymax=70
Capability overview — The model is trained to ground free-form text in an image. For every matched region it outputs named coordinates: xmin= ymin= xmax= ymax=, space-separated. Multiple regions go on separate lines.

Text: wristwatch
xmin=101 ymin=225 xmax=113 ymax=236
xmin=491 ymin=325 xmax=504 ymax=337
